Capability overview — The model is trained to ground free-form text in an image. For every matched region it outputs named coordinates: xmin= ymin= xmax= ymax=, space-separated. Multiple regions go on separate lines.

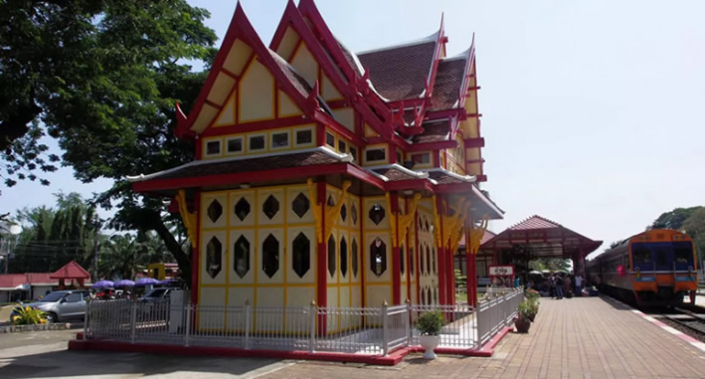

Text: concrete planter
xmin=2 ymin=323 xmax=71 ymax=333
xmin=419 ymin=335 xmax=440 ymax=359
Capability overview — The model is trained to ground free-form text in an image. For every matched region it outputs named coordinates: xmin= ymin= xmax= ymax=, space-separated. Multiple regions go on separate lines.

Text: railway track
xmin=662 ymin=307 xmax=705 ymax=336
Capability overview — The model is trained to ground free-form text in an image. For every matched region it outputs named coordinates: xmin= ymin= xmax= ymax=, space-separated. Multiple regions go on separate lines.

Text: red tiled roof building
xmin=129 ymin=0 xmax=503 ymax=333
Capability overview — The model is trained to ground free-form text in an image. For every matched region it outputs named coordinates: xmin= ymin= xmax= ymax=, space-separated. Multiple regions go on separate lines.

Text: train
xmin=586 ymin=229 xmax=698 ymax=306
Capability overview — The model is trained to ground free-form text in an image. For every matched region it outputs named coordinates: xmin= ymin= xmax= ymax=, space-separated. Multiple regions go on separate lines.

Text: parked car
xmin=11 ymin=290 xmax=89 ymax=323
xmin=138 ymin=288 xmax=171 ymax=303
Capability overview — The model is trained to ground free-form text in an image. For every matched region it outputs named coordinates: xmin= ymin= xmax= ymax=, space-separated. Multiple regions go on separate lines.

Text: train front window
xmin=674 ymin=241 xmax=694 ymax=270
xmin=632 ymin=244 xmax=653 ymax=270
xmin=655 ymin=248 xmax=669 ymax=268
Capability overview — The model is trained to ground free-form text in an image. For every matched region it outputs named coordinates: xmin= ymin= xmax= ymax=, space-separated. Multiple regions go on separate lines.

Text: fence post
xmin=309 ymin=300 xmax=316 ymax=353
xmin=130 ymin=302 xmax=137 ymax=344
xmin=184 ymin=304 xmax=191 ymax=347
xmin=382 ymin=301 xmax=389 ymax=356
xmin=405 ymin=299 xmax=412 ymax=346
xmin=83 ymin=300 xmax=90 ymax=341
xmin=244 ymin=300 xmax=251 ymax=350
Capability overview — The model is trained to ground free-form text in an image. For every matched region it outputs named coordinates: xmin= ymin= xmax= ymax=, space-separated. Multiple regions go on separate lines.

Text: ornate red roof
xmin=357 ymin=39 xmax=437 ymax=102
xmin=50 ymin=260 xmax=90 ymax=280
xmin=509 ymin=215 xmax=562 ymax=231
xmin=428 ymin=58 xmax=467 ymax=112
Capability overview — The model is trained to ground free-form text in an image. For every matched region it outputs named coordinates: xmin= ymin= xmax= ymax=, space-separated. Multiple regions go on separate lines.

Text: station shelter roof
xmin=480 ymin=215 xmax=602 ymax=258
xmin=50 ymin=260 xmax=91 ymax=280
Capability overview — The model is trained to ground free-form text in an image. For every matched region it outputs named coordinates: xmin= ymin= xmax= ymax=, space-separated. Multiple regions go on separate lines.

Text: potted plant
xmin=515 ymin=301 xmax=532 ymax=333
xmin=416 ymin=310 xmax=444 ymax=359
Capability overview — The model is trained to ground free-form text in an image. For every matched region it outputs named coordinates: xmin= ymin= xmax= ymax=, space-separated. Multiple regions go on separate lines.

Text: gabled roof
xmin=357 ymin=36 xmax=438 ymax=102
xmin=508 ymin=215 xmax=562 ymax=231
xmin=175 ymin=3 xmax=321 ymax=139
xmin=51 ymin=260 xmax=90 ymax=280
xmin=428 ymin=57 xmax=466 ymax=112
xmin=0 ymin=273 xmax=58 ymax=289
xmin=412 ymin=121 xmax=449 ymax=143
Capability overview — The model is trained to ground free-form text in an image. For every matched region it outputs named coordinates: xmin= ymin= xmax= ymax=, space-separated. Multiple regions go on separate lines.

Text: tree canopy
xmin=651 ymin=206 xmax=705 ymax=262
xmin=1 ymin=0 xmax=217 ymax=284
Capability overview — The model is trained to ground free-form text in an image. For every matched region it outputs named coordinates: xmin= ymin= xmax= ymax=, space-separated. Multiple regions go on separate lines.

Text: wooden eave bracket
xmin=175 ymin=190 xmax=197 ymax=244
xmin=397 ymin=193 xmax=422 ymax=247
xmin=468 ymin=216 xmax=489 ymax=255
xmin=324 ymin=180 xmax=352 ymax=243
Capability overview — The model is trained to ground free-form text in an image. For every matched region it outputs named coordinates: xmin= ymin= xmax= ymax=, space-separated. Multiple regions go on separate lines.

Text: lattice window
xmin=352 ymin=238 xmax=359 ymax=278
xmin=262 ymin=234 xmax=280 ymax=278
xmin=370 ymin=238 xmax=387 ymax=277
xmin=292 ymin=193 xmax=310 ymax=218
xmin=410 ymin=247 xmax=415 ymax=277
xmin=233 ymin=235 xmax=250 ymax=279
xmin=340 ymin=236 xmax=348 ymax=277
xmin=207 ymin=200 xmax=223 ymax=223
xmin=328 ymin=235 xmax=336 ymax=277
xmin=369 ymin=203 xmax=385 ymax=225
xmin=351 ymin=202 xmax=358 ymax=225
xmin=292 ymin=232 xmax=311 ymax=278
xmin=234 ymin=197 xmax=251 ymax=222
xmin=206 ymin=236 xmax=222 ymax=279
xmin=340 ymin=203 xmax=347 ymax=222
xmin=263 ymin=195 xmax=280 ymax=220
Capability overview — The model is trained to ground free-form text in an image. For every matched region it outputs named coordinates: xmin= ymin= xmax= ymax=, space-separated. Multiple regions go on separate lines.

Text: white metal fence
xmin=85 ymin=289 xmax=523 ymax=356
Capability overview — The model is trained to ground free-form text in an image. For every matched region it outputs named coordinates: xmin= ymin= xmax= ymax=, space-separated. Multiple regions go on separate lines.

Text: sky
xmin=3 ymin=0 xmax=705 ymax=254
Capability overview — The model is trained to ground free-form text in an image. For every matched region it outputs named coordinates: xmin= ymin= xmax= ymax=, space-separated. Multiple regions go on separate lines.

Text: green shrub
xmin=517 ymin=300 xmax=534 ymax=320
xmin=11 ymin=305 xmax=48 ymax=325
xmin=417 ymin=310 xmax=444 ymax=336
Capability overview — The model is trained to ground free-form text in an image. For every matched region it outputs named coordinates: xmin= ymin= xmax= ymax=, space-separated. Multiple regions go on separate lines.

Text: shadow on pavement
xmin=0 ymin=348 xmax=285 ymax=378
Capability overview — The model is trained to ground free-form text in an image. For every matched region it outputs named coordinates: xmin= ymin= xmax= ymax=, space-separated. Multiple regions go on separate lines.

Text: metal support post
xmin=382 ymin=301 xmax=389 ymax=356
xmin=184 ymin=305 xmax=191 ymax=346
xmin=244 ymin=300 xmax=251 ymax=350
xmin=309 ymin=300 xmax=316 ymax=353
xmin=130 ymin=302 xmax=137 ymax=344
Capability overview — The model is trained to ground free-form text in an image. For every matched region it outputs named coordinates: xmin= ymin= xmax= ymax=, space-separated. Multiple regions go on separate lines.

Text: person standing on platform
xmin=575 ymin=274 xmax=583 ymax=297
xmin=554 ymin=274 xmax=564 ymax=299
xmin=563 ymin=275 xmax=572 ymax=298
xmin=549 ymin=275 xmax=557 ymax=298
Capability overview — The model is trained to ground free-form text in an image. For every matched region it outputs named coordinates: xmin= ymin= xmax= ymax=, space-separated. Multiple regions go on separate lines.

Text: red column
xmin=316 ymin=180 xmax=328 ymax=335
xmin=391 ymin=193 xmax=401 ymax=304
xmin=465 ymin=227 xmax=478 ymax=307
xmin=447 ymin=248 xmax=456 ymax=306
xmin=405 ymin=196 xmax=413 ymax=303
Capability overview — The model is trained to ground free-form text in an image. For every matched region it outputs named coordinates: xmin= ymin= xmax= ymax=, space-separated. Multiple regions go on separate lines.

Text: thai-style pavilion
xmin=129 ymin=0 xmax=503 ymax=333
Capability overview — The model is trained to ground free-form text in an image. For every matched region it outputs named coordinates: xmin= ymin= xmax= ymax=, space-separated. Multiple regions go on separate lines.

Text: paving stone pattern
xmin=263 ymin=297 xmax=705 ymax=379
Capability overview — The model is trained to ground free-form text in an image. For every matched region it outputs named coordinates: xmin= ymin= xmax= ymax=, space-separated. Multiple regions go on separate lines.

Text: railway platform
xmin=262 ymin=296 xmax=705 ymax=379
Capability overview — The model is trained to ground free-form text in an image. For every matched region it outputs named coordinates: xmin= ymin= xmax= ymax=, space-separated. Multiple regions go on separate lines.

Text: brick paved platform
xmin=263 ymin=297 xmax=705 ymax=378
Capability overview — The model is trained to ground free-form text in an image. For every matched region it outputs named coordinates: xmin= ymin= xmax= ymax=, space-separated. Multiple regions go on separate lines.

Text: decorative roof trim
xmin=370 ymin=164 xmax=430 ymax=179
xmin=127 ymin=147 xmax=351 ymax=183
xmin=356 ymin=30 xmax=440 ymax=56
xmin=425 ymin=167 xmax=477 ymax=183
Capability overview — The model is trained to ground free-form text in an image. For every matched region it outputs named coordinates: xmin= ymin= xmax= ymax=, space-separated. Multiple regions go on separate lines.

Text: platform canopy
xmin=481 ymin=215 xmax=602 ymax=259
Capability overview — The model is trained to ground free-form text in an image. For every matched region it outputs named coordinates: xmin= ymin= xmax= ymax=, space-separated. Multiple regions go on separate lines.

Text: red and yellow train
xmin=586 ymin=229 xmax=698 ymax=306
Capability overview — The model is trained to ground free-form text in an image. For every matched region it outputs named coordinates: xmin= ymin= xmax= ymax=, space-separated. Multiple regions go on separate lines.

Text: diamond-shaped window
xmin=425 ymin=245 xmax=431 ymax=275
xmin=424 ymin=218 xmax=430 ymax=233
xmin=340 ymin=204 xmax=347 ymax=222
xmin=351 ymin=203 xmax=358 ymax=225
xmin=327 ymin=235 xmax=336 ymax=277
xmin=327 ymin=195 xmax=335 ymax=207
xmin=370 ymin=238 xmax=387 ymax=277
xmin=400 ymin=246 xmax=405 ymax=275
xmin=410 ymin=248 xmax=415 ymax=277
xmin=352 ymin=238 xmax=359 ymax=278
xmin=340 ymin=236 xmax=348 ymax=277
xmin=206 ymin=236 xmax=222 ymax=279
xmin=207 ymin=200 xmax=223 ymax=223
xmin=263 ymin=195 xmax=280 ymax=220
xmin=292 ymin=232 xmax=311 ymax=278
xmin=262 ymin=234 xmax=280 ymax=278
xmin=234 ymin=197 xmax=251 ymax=222
xmin=233 ymin=235 xmax=250 ymax=279
xmin=292 ymin=193 xmax=310 ymax=218
xmin=369 ymin=203 xmax=385 ymax=225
